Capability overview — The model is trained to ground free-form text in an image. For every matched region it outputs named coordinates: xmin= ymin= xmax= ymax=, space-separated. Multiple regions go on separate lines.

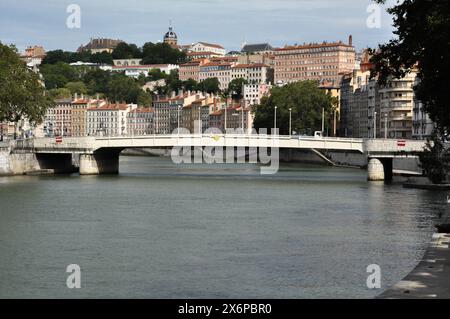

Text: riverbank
xmin=378 ymin=205 xmax=450 ymax=299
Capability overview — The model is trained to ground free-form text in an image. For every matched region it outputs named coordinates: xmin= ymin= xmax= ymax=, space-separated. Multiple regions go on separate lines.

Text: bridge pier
xmin=79 ymin=152 xmax=120 ymax=175
xmin=368 ymin=158 xmax=393 ymax=182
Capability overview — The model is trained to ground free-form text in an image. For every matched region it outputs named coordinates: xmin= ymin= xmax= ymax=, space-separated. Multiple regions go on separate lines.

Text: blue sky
xmin=0 ymin=0 xmax=396 ymax=53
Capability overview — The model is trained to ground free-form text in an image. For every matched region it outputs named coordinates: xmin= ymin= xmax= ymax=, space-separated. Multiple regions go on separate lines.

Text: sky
xmin=0 ymin=0 xmax=397 ymax=53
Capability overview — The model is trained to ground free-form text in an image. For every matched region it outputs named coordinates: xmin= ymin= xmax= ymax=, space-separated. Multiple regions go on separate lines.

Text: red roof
xmin=87 ymin=104 xmax=129 ymax=111
xmin=276 ymin=41 xmax=353 ymax=52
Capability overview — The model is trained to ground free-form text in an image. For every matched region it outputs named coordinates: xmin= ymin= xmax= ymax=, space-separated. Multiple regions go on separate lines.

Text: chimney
xmin=349 ymin=35 xmax=353 ymax=47
xmin=74 ymin=93 xmax=78 ymax=101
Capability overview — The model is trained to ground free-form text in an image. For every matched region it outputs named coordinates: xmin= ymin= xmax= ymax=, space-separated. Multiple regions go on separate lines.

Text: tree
xmin=227 ymin=78 xmax=248 ymax=99
xmin=112 ymin=42 xmax=141 ymax=60
xmin=253 ymin=81 xmax=334 ymax=135
xmin=419 ymin=132 xmax=450 ymax=184
xmin=141 ymin=42 xmax=186 ymax=65
xmin=198 ymin=78 xmax=221 ymax=94
xmin=370 ymin=0 xmax=450 ymax=134
xmin=0 ymin=43 xmax=54 ymax=127
xmin=40 ymin=62 xmax=78 ymax=89
xmin=182 ymin=79 xmax=198 ymax=92
xmin=137 ymin=91 xmax=153 ymax=107
xmin=90 ymin=51 xmax=113 ymax=65
xmin=48 ymin=88 xmax=72 ymax=99
xmin=65 ymin=81 xmax=87 ymax=95
xmin=107 ymin=74 xmax=142 ymax=103
xmin=83 ymin=69 xmax=111 ymax=95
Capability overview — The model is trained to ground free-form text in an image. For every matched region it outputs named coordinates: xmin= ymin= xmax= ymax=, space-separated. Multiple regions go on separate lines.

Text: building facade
xmin=243 ymin=83 xmax=272 ymax=107
xmin=190 ymin=42 xmax=226 ymax=56
xmin=379 ymin=71 xmax=418 ymax=139
xmin=274 ymin=37 xmax=355 ymax=87
xmin=199 ymin=62 xmax=232 ymax=91
xmin=77 ymin=38 xmax=123 ymax=54
xmin=86 ymin=104 xmax=132 ymax=136
xmin=127 ymin=108 xmax=154 ymax=136
xmin=231 ymin=63 xmax=271 ymax=84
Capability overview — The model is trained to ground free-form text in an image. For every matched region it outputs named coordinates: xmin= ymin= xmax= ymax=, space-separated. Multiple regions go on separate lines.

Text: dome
xmin=164 ymin=27 xmax=177 ymax=40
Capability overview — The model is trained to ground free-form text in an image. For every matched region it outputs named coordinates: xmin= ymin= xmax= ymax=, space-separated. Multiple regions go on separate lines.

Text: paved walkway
xmin=378 ymin=233 xmax=450 ymax=299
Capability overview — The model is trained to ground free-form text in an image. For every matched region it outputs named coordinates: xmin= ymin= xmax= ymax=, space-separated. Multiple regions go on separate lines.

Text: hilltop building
xmin=77 ymin=38 xmax=123 ymax=54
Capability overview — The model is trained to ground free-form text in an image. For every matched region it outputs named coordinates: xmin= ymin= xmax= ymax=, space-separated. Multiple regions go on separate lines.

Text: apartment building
xmin=153 ymin=92 xmax=205 ymax=134
xmin=190 ymin=42 xmax=226 ymax=56
xmin=274 ymin=37 xmax=356 ymax=87
xmin=179 ymin=58 xmax=209 ymax=82
xmin=340 ymin=70 xmax=371 ymax=138
xmin=243 ymin=83 xmax=272 ymax=107
xmin=127 ymin=108 xmax=154 ymax=136
xmin=199 ymin=62 xmax=233 ymax=91
xmin=379 ymin=71 xmax=418 ymax=139
xmin=86 ymin=104 xmax=132 ymax=136
xmin=231 ymin=63 xmax=271 ymax=84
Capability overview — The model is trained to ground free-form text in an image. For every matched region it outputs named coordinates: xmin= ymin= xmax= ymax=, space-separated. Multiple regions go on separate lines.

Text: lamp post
xmin=241 ymin=107 xmax=244 ymax=133
xmin=198 ymin=106 xmax=201 ymax=135
xmin=321 ymin=107 xmax=325 ymax=136
xmin=274 ymin=106 xmax=278 ymax=135
xmin=177 ymin=105 xmax=181 ymax=136
xmin=374 ymin=111 xmax=377 ymax=139
xmin=289 ymin=108 xmax=292 ymax=137
xmin=224 ymin=98 xmax=228 ymax=134
xmin=384 ymin=113 xmax=388 ymax=139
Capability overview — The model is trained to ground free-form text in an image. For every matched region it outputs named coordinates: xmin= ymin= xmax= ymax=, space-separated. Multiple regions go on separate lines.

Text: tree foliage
xmin=106 ymin=74 xmax=142 ymax=104
xmin=0 ymin=43 xmax=53 ymax=125
xmin=253 ymin=81 xmax=334 ymax=135
xmin=197 ymin=78 xmax=221 ymax=94
xmin=418 ymin=132 xmax=450 ymax=184
xmin=65 ymin=81 xmax=87 ymax=95
xmin=141 ymin=42 xmax=186 ymax=65
xmin=112 ymin=42 xmax=142 ymax=60
xmin=370 ymin=0 xmax=450 ymax=133
xmin=43 ymin=49 xmax=112 ymax=65
xmin=226 ymin=78 xmax=248 ymax=99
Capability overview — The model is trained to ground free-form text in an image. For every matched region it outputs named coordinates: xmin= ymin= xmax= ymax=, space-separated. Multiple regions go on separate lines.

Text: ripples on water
xmin=0 ymin=156 xmax=445 ymax=298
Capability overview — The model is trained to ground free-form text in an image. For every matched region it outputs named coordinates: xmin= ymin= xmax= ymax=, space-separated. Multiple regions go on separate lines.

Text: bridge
xmin=10 ymin=135 xmax=426 ymax=181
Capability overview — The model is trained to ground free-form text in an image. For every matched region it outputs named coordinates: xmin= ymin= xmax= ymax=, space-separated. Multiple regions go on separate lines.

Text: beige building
xmin=179 ymin=58 xmax=210 ymax=82
xmin=379 ymin=71 xmax=418 ymax=139
xmin=340 ymin=70 xmax=371 ymax=138
xmin=199 ymin=62 xmax=233 ymax=91
xmin=274 ymin=37 xmax=356 ymax=87
xmin=77 ymin=38 xmax=123 ymax=54
xmin=189 ymin=42 xmax=226 ymax=56
xmin=243 ymin=83 xmax=272 ymax=107
xmin=231 ymin=63 xmax=272 ymax=84
xmin=86 ymin=104 xmax=132 ymax=136
xmin=127 ymin=108 xmax=154 ymax=136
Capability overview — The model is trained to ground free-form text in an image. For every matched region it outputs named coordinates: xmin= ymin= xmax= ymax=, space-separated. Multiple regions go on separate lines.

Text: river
xmin=0 ymin=156 xmax=446 ymax=298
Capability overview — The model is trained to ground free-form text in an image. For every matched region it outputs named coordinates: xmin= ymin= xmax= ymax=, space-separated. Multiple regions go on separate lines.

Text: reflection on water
xmin=0 ymin=156 xmax=445 ymax=298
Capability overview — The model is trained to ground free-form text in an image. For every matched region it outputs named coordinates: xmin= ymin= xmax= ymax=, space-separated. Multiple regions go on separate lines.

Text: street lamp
xmin=177 ymin=105 xmax=181 ymax=136
xmin=384 ymin=113 xmax=388 ymax=139
xmin=241 ymin=107 xmax=244 ymax=133
xmin=198 ymin=106 xmax=202 ymax=135
xmin=274 ymin=106 xmax=278 ymax=135
xmin=374 ymin=111 xmax=377 ymax=139
xmin=289 ymin=108 xmax=292 ymax=137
